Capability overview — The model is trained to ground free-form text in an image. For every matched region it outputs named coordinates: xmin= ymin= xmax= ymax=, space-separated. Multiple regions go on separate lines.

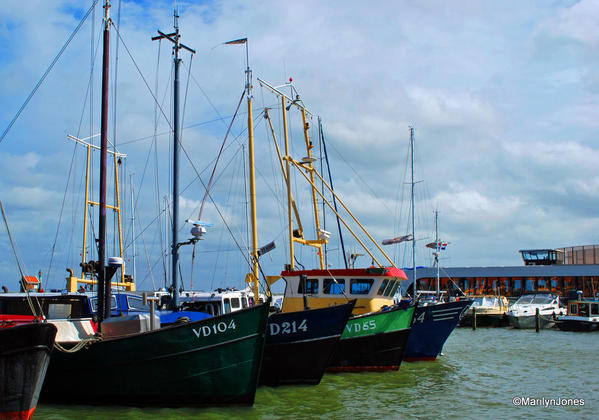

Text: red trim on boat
xmin=281 ymin=267 xmax=408 ymax=280
xmin=0 ymin=406 xmax=37 ymax=420
xmin=0 ymin=315 xmax=37 ymax=329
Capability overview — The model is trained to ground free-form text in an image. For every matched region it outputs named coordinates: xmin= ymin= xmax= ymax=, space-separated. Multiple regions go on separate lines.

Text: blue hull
xmin=404 ymin=300 xmax=472 ymax=361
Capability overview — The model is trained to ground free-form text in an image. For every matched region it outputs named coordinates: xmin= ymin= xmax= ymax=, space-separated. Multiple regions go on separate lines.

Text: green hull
xmin=342 ymin=306 xmax=415 ymax=339
xmin=41 ymin=302 xmax=270 ymax=406
xmin=328 ymin=305 xmax=415 ymax=371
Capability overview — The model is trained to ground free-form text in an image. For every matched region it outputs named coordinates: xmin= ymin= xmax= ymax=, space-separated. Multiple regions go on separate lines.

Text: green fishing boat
xmin=328 ymin=304 xmax=415 ymax=371
xmin=37 ymin=2 xmax=270 ymax=406
xmin=41 ymin=302 xmax=270 ymax=405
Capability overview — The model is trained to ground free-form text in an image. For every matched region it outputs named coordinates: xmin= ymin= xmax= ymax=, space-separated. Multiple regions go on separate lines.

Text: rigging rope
xmin=0 ymin=201 xmax=40 ymax=318
xmin=197 ymin=89 xmax=246 ymax=221
xmin=0 ymin=0 xmax=100 ymax=145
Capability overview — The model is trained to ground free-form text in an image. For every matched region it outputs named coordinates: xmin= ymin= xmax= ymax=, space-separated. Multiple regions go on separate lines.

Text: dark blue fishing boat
xmin=403 ymin=299 xmax=472 ymax=361
xmin=260 ymin=300 xmax=356 ymax=385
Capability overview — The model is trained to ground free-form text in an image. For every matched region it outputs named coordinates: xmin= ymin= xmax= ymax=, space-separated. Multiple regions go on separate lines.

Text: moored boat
xmin=174 ymin=288 xmax=358 ymax=385
xmin=277 ymin=268 xmax=416 ymax=371
xmin=328 ymin=303 xmax=415 ymax=371
xmin=459 ymin=295 xmax=510 ymax=327
xmin=41 ymin=302 xmax=270 ymax=406
xmin=261 ymin=301 xmax=356 ymax=384
xmin=555 ymin=298 xmax=599 ymax=332
xmin=404 ymin=299 xmax=471 ymax=361
xmin=0 ymin=322 xmax=57 ymax=420
xmin=507 ymin=293 xmax=564 ymax=329
xmin=2 ymin=2 xmax=271 ymax=407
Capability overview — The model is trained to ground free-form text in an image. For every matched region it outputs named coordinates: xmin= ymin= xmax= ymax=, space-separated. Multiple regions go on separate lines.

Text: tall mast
xmin=153 ymin=9 xmax=195 ymax=307
xmin=410 ymin=126 xmax=416 ymax=298
xmin=98 ymin=0 xmax=111 ymax=323
xmin=282 ymin=97 xmax=294 ymax=270
xmin=245 ymin=41 xmax=260 ymax=300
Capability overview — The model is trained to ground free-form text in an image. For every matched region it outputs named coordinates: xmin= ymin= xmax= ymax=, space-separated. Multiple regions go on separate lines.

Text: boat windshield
xmin=471 ymin=297 xmax=497 ymax=307
xmin=514 ymin=295 xmax=535 ymax=305
xmin=531 ymin=295 xmax=555 ymax=304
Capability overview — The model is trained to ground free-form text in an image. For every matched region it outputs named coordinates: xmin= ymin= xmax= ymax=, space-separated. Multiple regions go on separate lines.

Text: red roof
xmin=281 ymin=266 xmax=408 ymax=280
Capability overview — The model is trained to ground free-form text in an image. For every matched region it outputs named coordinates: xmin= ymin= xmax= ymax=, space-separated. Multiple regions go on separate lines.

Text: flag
xmin=224 ymin=38 xmax=247 ymax=45
xmin=426 ymin=241 xmax=448 ymax=251
xmin=382 ymin=234 xmax=413 ymax=245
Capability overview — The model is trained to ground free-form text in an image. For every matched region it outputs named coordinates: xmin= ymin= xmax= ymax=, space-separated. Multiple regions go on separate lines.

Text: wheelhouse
xmin=567 ymin=300 xmax=599 ymax=318
xmin=279 ymin=267 xmax=408 ymax=315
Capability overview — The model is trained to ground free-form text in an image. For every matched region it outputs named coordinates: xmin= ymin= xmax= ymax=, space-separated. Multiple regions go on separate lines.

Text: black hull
xmin=0 ymin=323 xmax=57 ymax=420
xmin=327 ymin=327 xmax=411 ymax=372
xmin=556 ymin=319 xmax=599 ymax=332
xmin=260 ymin=335 xmax=340 ymax=385
xmin=260 ymin=301 xmax=355 ymax=386
xmin=459 ymin=313 xmax=509 ymax=327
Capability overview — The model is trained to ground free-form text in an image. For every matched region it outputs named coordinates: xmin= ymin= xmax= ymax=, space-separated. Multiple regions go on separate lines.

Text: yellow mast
xmin=113 ymin=153 xmax=124 ymax=284
xmin=248 ymin=88 xmax=260 ymax=300
xmin=81 ymin=144 xmax=91 ymax=275
xmin=281 ymin=96 xmax=295 ymax=270
xmin=300 ymin=108 xmax=324 ymax=269
xmin=66 ymin=134 xmax=134 ymax=292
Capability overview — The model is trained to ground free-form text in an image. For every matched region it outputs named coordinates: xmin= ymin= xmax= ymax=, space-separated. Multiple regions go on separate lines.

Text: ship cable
xmin=0 ymin=0 xmax=101 ymax=144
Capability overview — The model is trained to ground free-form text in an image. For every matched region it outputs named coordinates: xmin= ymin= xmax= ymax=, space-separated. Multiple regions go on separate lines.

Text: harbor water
xmin=35 ymin=328 xmax=597 ymax=419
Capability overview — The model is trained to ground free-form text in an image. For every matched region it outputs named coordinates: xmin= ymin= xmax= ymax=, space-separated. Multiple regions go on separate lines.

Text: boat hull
xmin=404 ymin=300 xmax=472 ymax=361
xmin=0 ymin=323 xmax=57 ymax=420
xmin=260 ymin=301 xmax=355 ymax=386
xmin=508 ymin=314 xmax=556 ymax=329
xmin=555 ymin=319 xmax=599 ymax=332
xmin=327 ymin=305 xmax=414 ymax=371
xmin=459 ymin=313 xmax=509 ymax=327
xmin=41 ymin=302 xmax=270 ymax=406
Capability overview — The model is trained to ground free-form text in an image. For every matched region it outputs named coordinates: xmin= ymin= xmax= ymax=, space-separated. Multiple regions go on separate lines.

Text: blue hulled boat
xmin=403 ymin=299 xmax=472 ymax=361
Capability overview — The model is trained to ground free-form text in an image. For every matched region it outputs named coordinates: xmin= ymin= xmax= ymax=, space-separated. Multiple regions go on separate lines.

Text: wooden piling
xmin=535 ymin=307 xmax=540 ymax=332
xmin=472 ymin=307 xmax=477 ymax=330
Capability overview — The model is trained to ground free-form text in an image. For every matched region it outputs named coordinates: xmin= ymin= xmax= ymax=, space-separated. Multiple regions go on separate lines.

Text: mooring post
xmin=535 ymin=307 xmax=540 ymax=332
xmin=472 ymin=306 xmax=477 ymax=330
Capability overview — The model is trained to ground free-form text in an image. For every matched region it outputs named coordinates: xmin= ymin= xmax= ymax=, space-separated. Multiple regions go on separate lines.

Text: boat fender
xmin=175 ymin=316 xmax=191 ymax=325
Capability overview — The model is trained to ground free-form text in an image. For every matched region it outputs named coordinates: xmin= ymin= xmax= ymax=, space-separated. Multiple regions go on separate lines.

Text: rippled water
xmin=36 ymin=328 xmax=597 ymax=419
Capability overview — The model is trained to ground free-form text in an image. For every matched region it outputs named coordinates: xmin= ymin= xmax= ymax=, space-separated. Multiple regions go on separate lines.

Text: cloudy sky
xmin=1 ymin=0 xmax=598 ymax=292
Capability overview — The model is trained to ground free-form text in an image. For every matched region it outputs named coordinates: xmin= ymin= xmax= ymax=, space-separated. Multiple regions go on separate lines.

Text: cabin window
xmin=127 ymin=296 xmax=149 ymax=311
xmin=90 ymin=296 xmax=118 ymax=313
xmin=231 ymin=298 xmax=241 ymax=309
xmin=350 ymin=279 xmax=374 ymax=295
xmin=390 ymin=281 xmax=400 ymax=297
xmin=298 ymin=278 xmax=319 ymax=294
xmin=323 ymin=278 xmax=345 ymax=295
xmin=383 ymin=280 xmax=396 ymax=297
xmin=48 ymin=303 xmax=72 ymax=319
xmin=377 ymin=279 xmax=389 ymax=295
xmin=569 ymin=304 xmax=578 ymax=315
xmin=241 ymin=297 xmax=248 ymax=308
xmin=591 ymin=303 xmax=599 ymax=316
xmin=223 ymin=298 xmax=231 ymax=313
xmin=579 ymin=303 xmax=589 ymax=317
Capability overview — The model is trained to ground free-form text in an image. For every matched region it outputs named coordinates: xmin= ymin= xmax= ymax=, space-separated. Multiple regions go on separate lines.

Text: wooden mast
xmin=245 ymin=44 xmax=260 ymax=301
